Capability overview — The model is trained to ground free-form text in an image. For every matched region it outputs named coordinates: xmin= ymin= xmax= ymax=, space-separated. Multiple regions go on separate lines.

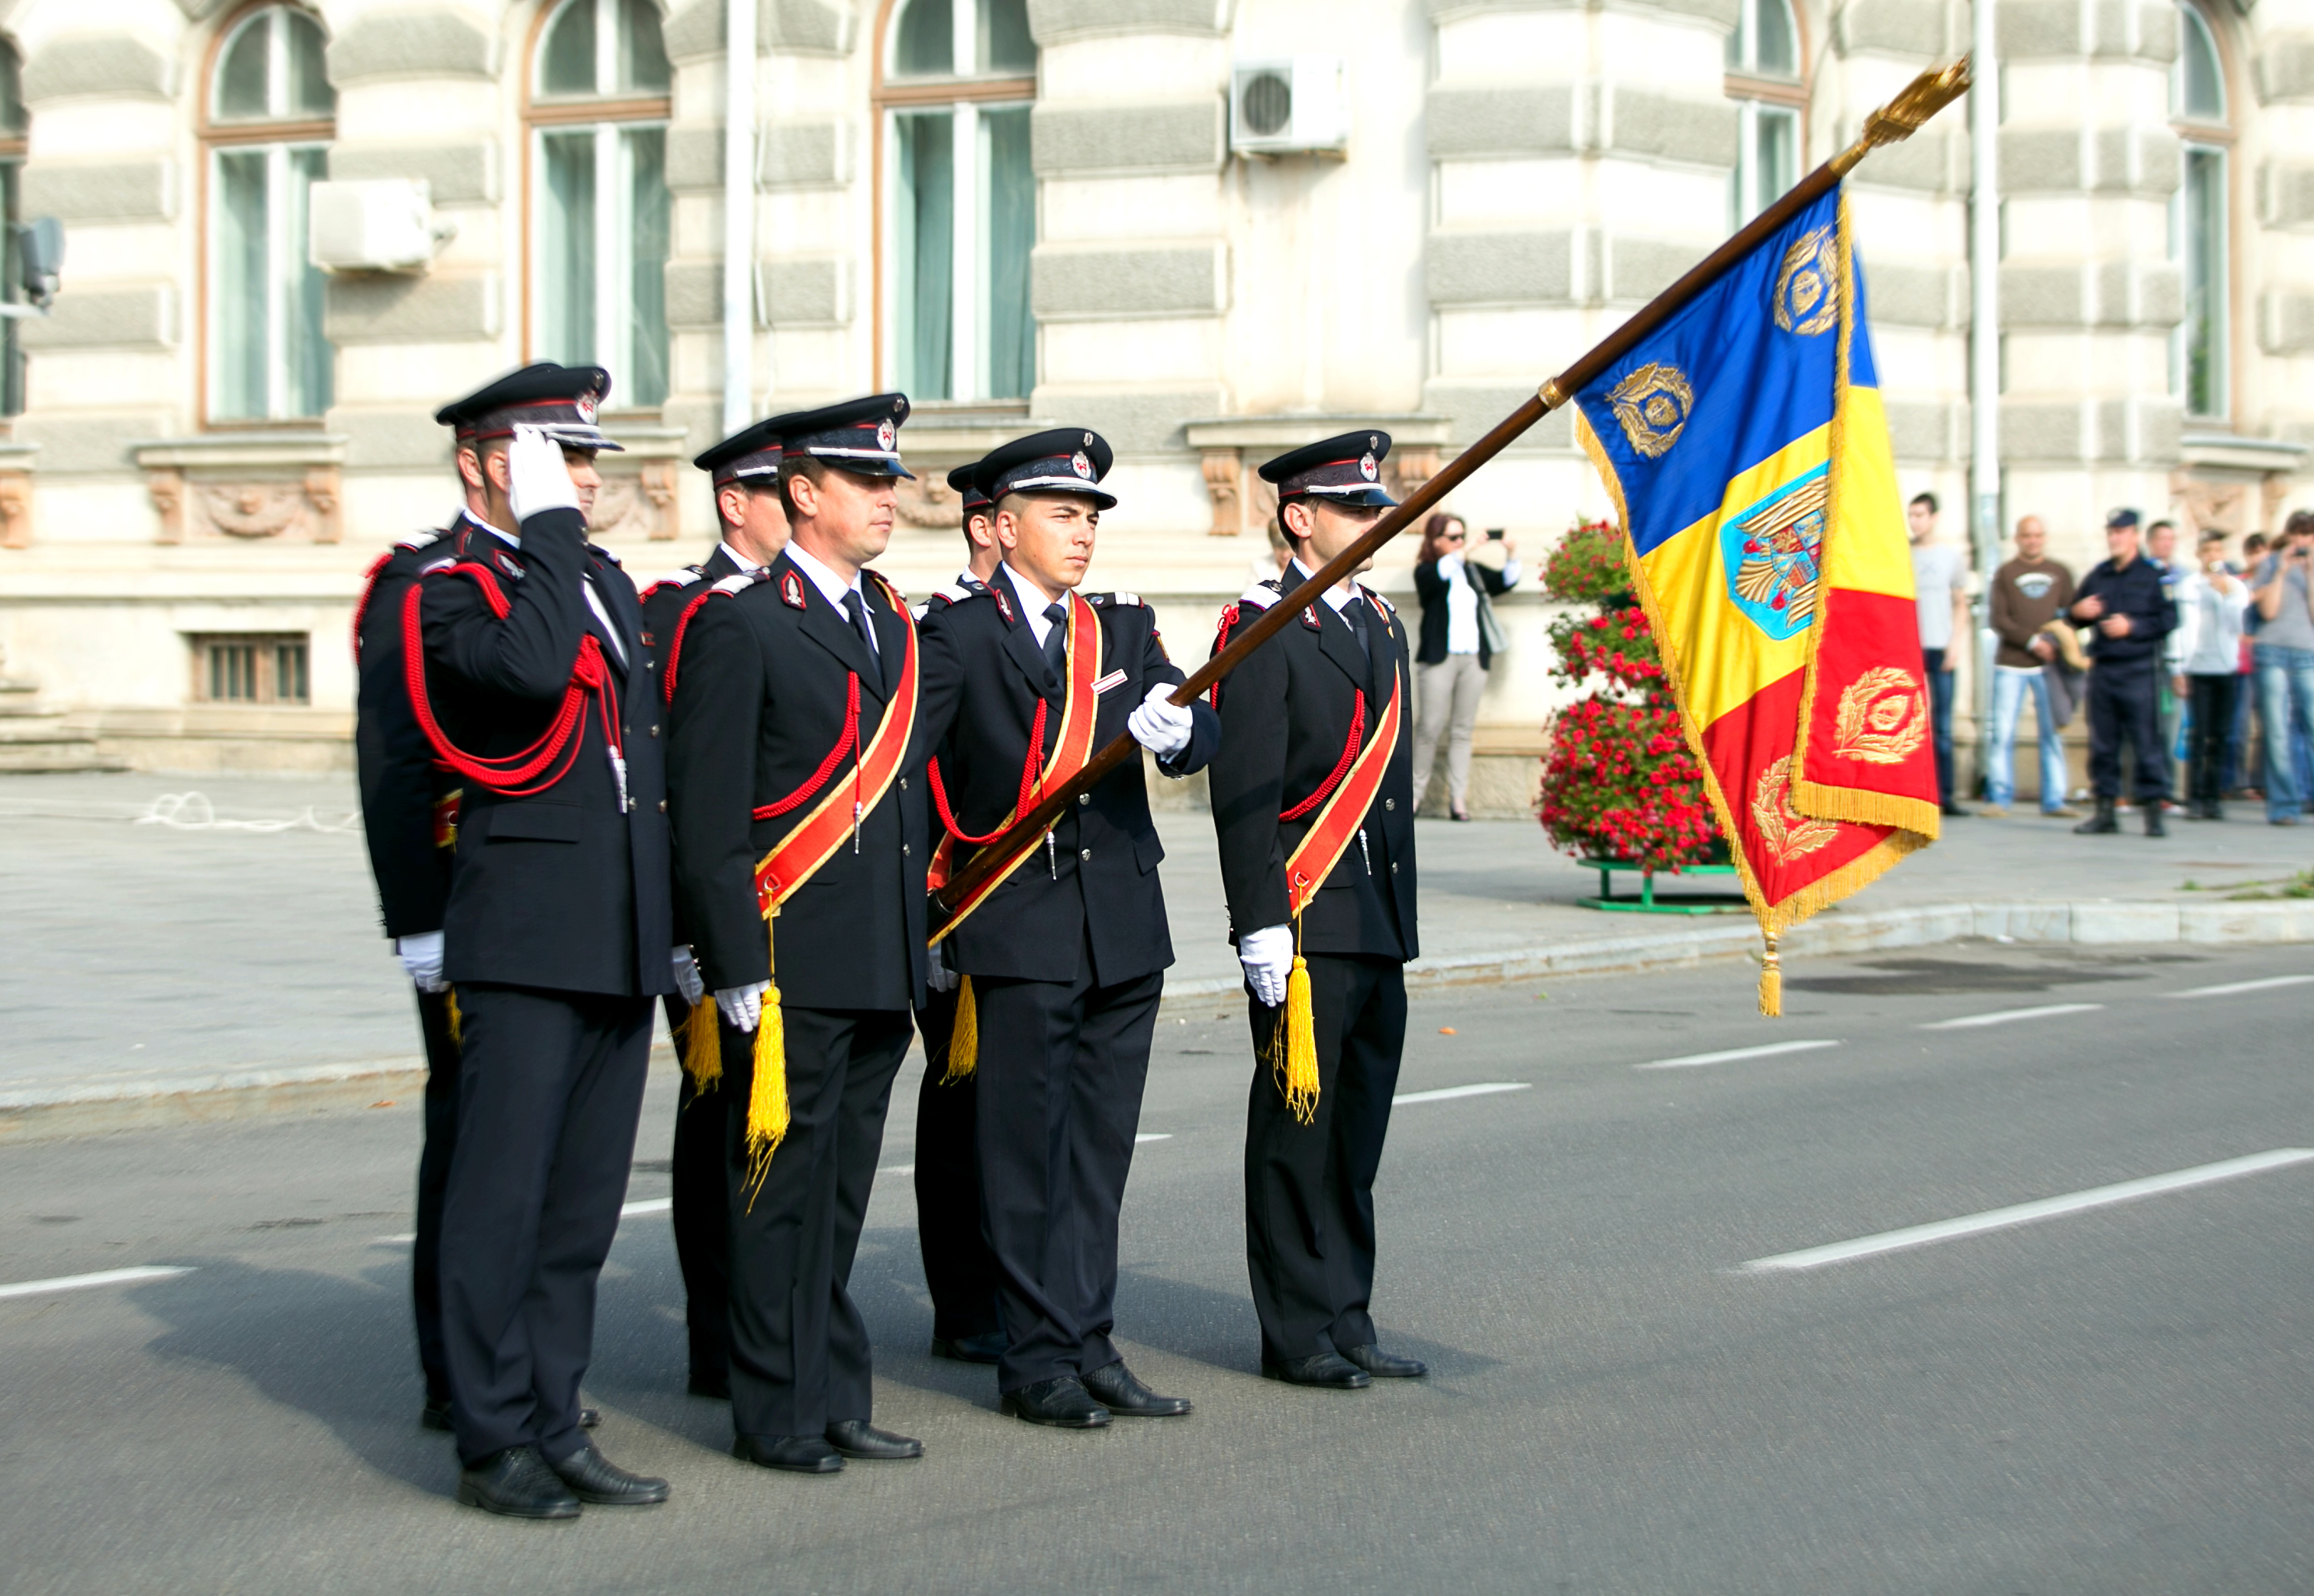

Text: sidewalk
xmin=3 ymin=769 xmax=2309 ymax=1136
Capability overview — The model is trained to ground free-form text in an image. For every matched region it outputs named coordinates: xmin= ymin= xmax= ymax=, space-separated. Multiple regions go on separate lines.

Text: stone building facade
xmin=0 ymin=0 xmax=2305 ymax=805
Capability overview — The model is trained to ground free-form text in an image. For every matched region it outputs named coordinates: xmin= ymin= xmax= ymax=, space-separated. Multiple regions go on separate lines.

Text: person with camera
xmin=1410 ymin=513 xmax=1518 ymax=820
xmin=2249 ymin=511 xmax=2314 ymax=825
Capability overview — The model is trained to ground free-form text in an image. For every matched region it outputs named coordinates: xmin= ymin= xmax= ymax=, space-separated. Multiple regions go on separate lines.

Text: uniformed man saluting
xmin=412 ymin=365 xmax=678 ymax=1516
xmin=666 ymin=395 xmax=931 ymax=1475
xmin=1207 ymin=432 xmax=1428 ymax=1390
xmin=636 ymin=426 xmax=791 ymax=1404
xmin=910 ymin=456 xmax=1007 ymax=1366
xmin=914 ymin=428 xmax=1220 ymax=1427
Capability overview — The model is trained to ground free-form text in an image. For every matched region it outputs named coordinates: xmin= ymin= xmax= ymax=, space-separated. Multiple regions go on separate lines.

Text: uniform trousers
xmin=411 ymin=985 xmax=460 ymax=1404
xmin=972 ymin=951 xmax=1163 ymax=1394
xmin=723 ymin=1004 xmax=911 ymax=1440
xmin=1243 ymin=952 xmax=1407 ymax=1363
xmin=662 ymin=993 xmax=730 ymax=1391
xmin=439 ymin=983 xmax=653 ymax=1467
xmin=2087 ymin=659 xmax=2168 ymax=802
xmin=912 ymin=987 xmax=1004 ymax=1343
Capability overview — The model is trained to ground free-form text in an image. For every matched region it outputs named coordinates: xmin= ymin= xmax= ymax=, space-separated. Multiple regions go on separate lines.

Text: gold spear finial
xmin=1830 ymin=57 xmax=1974 ymax=178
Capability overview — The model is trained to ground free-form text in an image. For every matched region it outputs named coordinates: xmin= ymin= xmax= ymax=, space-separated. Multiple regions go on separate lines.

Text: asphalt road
xmin=2 ymin=940 xmax=2310 ymax=1594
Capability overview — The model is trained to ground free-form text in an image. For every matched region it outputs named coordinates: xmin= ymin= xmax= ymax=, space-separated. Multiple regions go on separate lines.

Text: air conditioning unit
xmin=1230 ymin=56 xmax=1349 ymax=157
xmin=308 ymin=180 xmax=456 ymax=274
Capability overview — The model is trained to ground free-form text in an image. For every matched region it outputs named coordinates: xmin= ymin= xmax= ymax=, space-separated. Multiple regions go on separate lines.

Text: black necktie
xmin=1042 ymin=602 xmax=1068 ymax=690
xmin=843 ymin=590 xmax=882 ymax=689
xmin=1347 ymin=593 xmax=1371 ymax=661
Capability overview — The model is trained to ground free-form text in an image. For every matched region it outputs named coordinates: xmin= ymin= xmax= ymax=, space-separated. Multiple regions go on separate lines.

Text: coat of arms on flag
xmin=1571 ymin=186 xmax=1940 ymax=1013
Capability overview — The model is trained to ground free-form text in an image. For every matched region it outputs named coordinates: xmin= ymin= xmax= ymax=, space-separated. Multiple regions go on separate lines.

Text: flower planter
xmin=1574 ymin=858 xmax=1747 ymax=914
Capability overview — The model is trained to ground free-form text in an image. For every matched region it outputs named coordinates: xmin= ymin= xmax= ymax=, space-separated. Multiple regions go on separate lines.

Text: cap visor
xmin=1307 ymin=485 xmax=1397 ymax=508
xmin=540 ymin=425 xmax=624 ymax=453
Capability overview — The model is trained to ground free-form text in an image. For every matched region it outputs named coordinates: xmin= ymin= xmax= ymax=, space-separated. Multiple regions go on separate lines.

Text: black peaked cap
xmin=437 ymin=363 xmax=622 ymax=451
xmin=981 ymin=427 xmax=1117 ymax=512
xmin=763 ymin=393 xmax=914 ymax=479
xmin=695 ymin=418 xmax=784 ymax=486
xmin=1257 ymin=430 xmax=1397 ymax=508
xmin=946 ymin=459 xmax=994 ymax=515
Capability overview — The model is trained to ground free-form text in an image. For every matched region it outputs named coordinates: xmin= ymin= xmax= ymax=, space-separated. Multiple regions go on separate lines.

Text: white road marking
xmin=0 ymin=1265 xmax=195 ymax=1301
xmin=372 ymin=1233 xmax=416 ymax=1246
xmin=1136 ymin=1133 xmax=1172 ymax=1143
xmin=1394 ymin=1082 xmax=1531 ymax=1105
xmin=1742 ymin=1148 xmax=2314 ymax=1272
xmin=1637 ymin=1040 xmax=1841 ymax=1070
xmin=1922 ymin=1002 xmax=2103 ymax=1030
xmin=876 ymin=1164 xmax=915 ymax=1179
xmin=2167 ymin=974 xmax=2314 ymax=999
xmin=621 ymin=1197 xmax=672 ymax=1217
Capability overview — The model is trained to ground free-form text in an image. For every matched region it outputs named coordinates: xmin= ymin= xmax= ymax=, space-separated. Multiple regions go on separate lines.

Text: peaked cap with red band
xmin=981 ymin=426 xmax=1117 ymax=511
xmin=766 ymin=392 xmax=914 ymax=479
xmin=436 ymin=362 xmax=623 ymax=452
xmin=695 ymin=416 xmax=784 ymax=488
xmin=946 ymin=459 xmax=994 ymax=518
xmin=1258 ymin=428 xmax=1397 ymax=508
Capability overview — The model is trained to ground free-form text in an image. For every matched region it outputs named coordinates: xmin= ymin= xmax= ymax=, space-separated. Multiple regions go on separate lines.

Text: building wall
xmin=0 ymin=0 xmax=2303 ymax=804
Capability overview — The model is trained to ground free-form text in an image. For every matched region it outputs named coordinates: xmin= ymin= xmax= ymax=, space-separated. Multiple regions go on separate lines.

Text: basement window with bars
xmin=190 ymin=634 xmax=311 ymax=704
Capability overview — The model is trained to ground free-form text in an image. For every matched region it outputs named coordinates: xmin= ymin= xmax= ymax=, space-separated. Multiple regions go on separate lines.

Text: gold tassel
xmin=445 ymin=988 xmax=462 ymax=1046
xmin=681 ymin=996 xmax=721 ymax=1091
xmin=742 ymin=911 xmax=790 ymax=1204
xmin=941 ymin=974 xmax=978 ymax=1083
xmin=1281 ymin=953 xmax=1319 ymax=1124
xmin=1758 ymin=931 xmax=1784 ymax=1017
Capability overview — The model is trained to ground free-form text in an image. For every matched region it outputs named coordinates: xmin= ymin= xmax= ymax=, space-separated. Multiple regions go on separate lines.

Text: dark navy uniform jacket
xmin=914 ymin=571 xmax=1220 ymax=987
xmin=1207 ymin=563 xmax=1419 ymax=962
xmin=415 ymin=508 xmax=674 ymax=998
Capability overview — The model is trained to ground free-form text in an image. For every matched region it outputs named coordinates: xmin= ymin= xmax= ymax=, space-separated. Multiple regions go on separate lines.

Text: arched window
xmin=527 ymin=0 xmax=672 ymax=407
xmin=0 ymin=39 xmax=27 ymax=418
xmin=2172 ymin=2 xmax=2229 ymax=421
xmin=875 ymin=0 xmax=1036 ymax=402
xmin=203 ymin=4 xmax=334 ymax=423
xmin=1724 ymin=0 xmax=1803 ymax=229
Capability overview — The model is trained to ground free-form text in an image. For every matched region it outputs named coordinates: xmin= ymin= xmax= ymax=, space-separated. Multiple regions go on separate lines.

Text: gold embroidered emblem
xmin=1831 ymin=667 xmax=1929 ymax=764
xmin=1729 ymin=472 xmax=1827 ymax=634
xmin=1772 ymin=225 xmax=1838 ymax=337
xmin=1751 ymin=756 xmax=1840 ymax=864
xmin=1607 ymin=363 xmax=1695 ymax=459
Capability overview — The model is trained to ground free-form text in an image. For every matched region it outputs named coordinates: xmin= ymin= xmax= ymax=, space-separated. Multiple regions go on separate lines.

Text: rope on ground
xmin=131 ymin=792 xmax=362 ymax=834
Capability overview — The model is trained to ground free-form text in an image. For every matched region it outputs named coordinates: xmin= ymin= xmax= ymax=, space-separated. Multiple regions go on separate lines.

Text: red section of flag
xmin=1795 ymin=585 xmax=1941 ymax=821
xmin=1700 ymin=669 xmax=1897 ymax=915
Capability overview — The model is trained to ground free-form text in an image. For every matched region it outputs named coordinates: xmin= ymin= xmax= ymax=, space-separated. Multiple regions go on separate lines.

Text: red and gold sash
xmin=927 ymin=591 xmax=1104 ymax=943
xmin=1282 ymin=605 xmax=1404 ymax=920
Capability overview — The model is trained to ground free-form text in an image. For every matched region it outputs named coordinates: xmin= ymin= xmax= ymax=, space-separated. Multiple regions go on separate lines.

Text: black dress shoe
xmin=578 ymin=1407 xmax=601 ymax=1430
xmin=826 ymin=1419 xmax=923 ymax=1459
xmin=548 ymin=1440 xmax=669 ymax=1506
xmin=929 ymin=1331 xmax=1007 ymax=1365
xmin=457 ymin=1445 xmax=582 ymax=1520
xmin=1339 ymin=1343 xmax=1428 ymax=1378
xmin=1081 ymin=1360 xmax=1192 ymax=1417
xmin=999 ymin=1375 xmax=1111 ymax=1428
xmin=1262 ymin=1352 xmax=1371 ymax=1389
xmin=688 ymin=1372 xmax=731 ymax=1401
xmin=421 ymin=1397 xmax=453 ymax=1432
xmin=732 ymin=1433 xmax=844 ymax=1474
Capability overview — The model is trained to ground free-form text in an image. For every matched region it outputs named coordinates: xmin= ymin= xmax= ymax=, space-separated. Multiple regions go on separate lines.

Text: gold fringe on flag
xmin=681 ymin=995 xmax=721 ymax=1090
xmin=942 ymin=974 xmax=978 ymax=1082
xmin=742 ymin=910 xmax=790 ymax=1204
xmin=1758 ymin=931 xmax=1784 ymax=1017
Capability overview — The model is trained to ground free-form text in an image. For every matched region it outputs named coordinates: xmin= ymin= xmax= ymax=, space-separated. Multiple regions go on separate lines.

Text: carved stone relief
xmin=589 ymin=461 xmax=682 ymax=541
xmin=895 ymin=470 xmax=963 ymax=529
xmin=0 ymin=471 xmax=31 ymax=549
xmin=1199 ymin=449 xmax=1239 ymax=537
xmin=146 ymin=465 xmax=344 ymax=543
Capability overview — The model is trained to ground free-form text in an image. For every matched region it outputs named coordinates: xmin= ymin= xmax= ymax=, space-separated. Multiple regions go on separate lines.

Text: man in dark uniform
xmin=414 ymin=365 xmax=678 ymax=1517
xmin=350 ymin=418 xmax=492 ymax=1435
xmin=636 ymin=424 xmax=791 ymax=1403
xmin=666 ymin=395 xmax=932 ymax=1475
xmin=1207 ymin=431 xmax=1427 ymax=1391
xmin=914 ymin=428 xmax=1220 ymax=1427
xmin=2068 ymin=508 xmax=2180 ymax=837
xmin=910 ymin=457 xmax=1007 ymax=1365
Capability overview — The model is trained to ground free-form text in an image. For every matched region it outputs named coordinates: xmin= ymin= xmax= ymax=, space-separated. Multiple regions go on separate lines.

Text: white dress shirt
xmin=1000 ymin=563 xmax=1068 ymax=647
xmin=1436 ymin=550 xmax=1521 ymax=656
xmin=484 ymin=518 xmax=627 ymax=668
xmin=785 ymin=539 xmax=878 ymax=661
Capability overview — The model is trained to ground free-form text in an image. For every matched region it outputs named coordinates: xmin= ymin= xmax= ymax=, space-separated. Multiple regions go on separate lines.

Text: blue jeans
xmin=1988 ymin=665 xmax=2070 ymax=811
xmin=1923 ymin=648 xmax=1956 ymax=804
xmin=2257 ymin=646 xmax=2314 ymax=820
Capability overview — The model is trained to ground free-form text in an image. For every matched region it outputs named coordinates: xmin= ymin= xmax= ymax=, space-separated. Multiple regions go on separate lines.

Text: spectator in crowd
xmin=2145 ymin=519 xmax=2184 ymax=801
xmin=1908 ymin=492 xmax=1971 ymax=816
xmin=2175 ymin=529 xmax=2251 ymax=819
xmin=1983 ymin=514 xmax=2080 ymax=819
xmin=2229 ymin=532 xmax=2268 ymax=797
xmin=2068 ymin=508 xmax=2178 ymax=836
xmin=2250 ymin=511 xmax=2314 ymax=825
xmin=1410 ymin=512 xmax=1520 ymax=821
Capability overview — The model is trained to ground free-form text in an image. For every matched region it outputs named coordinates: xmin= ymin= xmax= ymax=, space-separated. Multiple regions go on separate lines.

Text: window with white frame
xmin=1725 ymin=0 xmax=1803 ymax=230
xmin=530 ymin=0 xmax=672 ymax=408
xmin=879 ymin=0 xmax=1036 ymax=402
xmin=2171 ymin=2 xmax=2228 ymax=421
xmin=205 ymin=5 xmax=334 ymax=423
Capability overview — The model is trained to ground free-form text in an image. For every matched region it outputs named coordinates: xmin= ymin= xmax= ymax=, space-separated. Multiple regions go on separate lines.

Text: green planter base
xmin=1574 ymin=858 xmax=1748 ymax=914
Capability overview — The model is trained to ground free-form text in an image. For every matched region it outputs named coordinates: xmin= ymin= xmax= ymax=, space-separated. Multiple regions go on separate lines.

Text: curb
xmin=5 ymin=898 xmax=2308 ymax=1142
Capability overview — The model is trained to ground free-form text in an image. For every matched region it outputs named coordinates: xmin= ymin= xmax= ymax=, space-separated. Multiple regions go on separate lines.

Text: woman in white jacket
xmin=2175 ymin=527 xmax=2251 ymax=819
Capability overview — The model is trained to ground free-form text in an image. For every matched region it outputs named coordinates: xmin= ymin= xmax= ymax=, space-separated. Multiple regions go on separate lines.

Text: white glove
xmin=397 ymin=930 xmax=449 ymax=994
xmin=1239 ymin=924 xmax=1293 ymax=1009
xmin=715 ymin=981 xmax=769 ymax=1033
xmin=507 ymin=424 xmax=581 ymax=523
xmin=672 ymin=946 xmax=705 ymax=1005
xmin=926 ymin=938 xmax=959 ymax=994
xmin=1127 ymin=682 xmax=1194 ymax=759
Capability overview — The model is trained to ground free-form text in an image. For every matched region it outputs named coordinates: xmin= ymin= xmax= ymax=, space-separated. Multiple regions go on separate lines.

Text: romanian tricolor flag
xmin=1573 ymin=186 xmax=1939 ymax=1012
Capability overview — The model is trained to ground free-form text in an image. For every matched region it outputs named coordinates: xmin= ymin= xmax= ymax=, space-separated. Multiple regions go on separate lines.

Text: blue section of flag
xmin=1574 ymin=188 xmax=1852 ymax=558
